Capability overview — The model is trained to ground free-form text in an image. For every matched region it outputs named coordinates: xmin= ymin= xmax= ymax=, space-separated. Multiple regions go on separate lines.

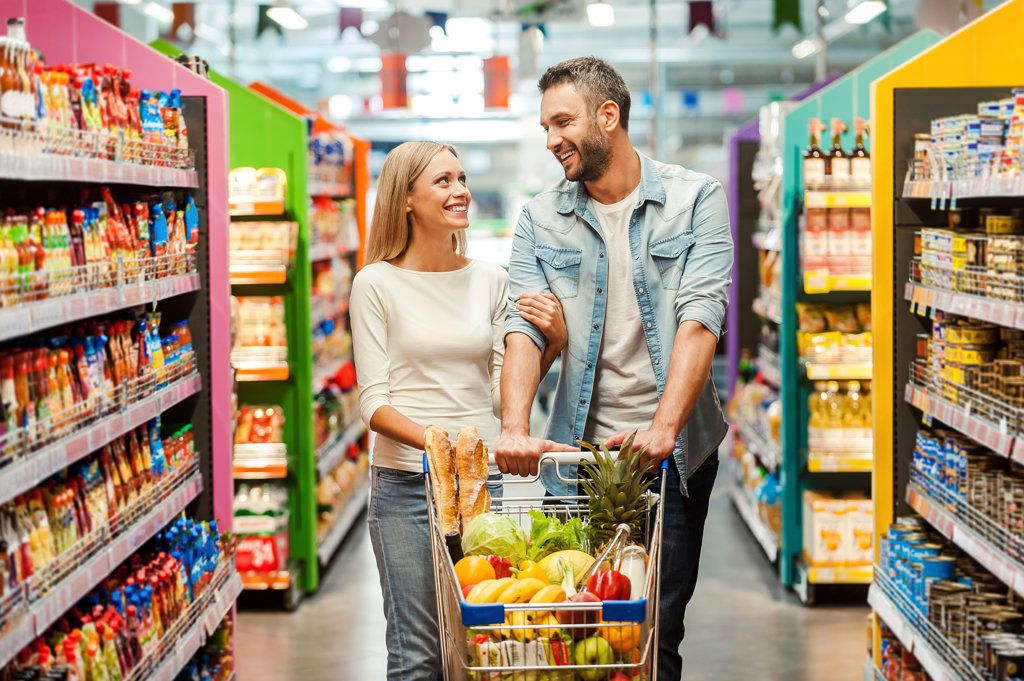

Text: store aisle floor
xmin=236 ymin=482 xmax=869 ymax=681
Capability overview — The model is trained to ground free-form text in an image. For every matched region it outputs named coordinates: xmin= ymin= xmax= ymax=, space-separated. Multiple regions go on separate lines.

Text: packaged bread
xmin=456 ymin=426 xmax=491 ymax=528
xmin=425 ymin=426 xmax=460 ymax=535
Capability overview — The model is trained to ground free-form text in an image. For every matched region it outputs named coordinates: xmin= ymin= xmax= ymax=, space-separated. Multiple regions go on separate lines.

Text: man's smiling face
xmin=540 ymin=82 xmax=613 ymax=183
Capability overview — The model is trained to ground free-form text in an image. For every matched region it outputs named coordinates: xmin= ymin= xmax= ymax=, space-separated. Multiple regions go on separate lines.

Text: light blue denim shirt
xmin=505 ymin=152 xmax=732 ymax=496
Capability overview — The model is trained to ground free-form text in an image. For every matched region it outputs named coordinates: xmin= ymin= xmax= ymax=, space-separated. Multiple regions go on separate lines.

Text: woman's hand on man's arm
xmin=516 ymin=292 xmax=567 ymax=376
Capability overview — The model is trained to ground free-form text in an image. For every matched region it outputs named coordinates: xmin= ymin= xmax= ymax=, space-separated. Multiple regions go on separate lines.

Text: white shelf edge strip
xmin=317 ymin=477 xmax=370 ymax=564
xmin=906 ymin=486 xmax=1024 ymax=599
xmin=905 ymin=281 xmax=1024 ymax=332
xmin=728 ymin=484 xmax=778 ymax=563
xmin=0 ymin=272 xmax=200 ymax=343
xmin=0 ymin=373 xmax=202 ymax=507
xmin=905 ymin=382 xmax=1017 ymax=461
xmin=316 ymin=420 xmax=367 ymax=477
xmin=0 ymin=153 xmax=199 ymax=188
xmin=868 ymin=584 xmax=963 ymax=681
xmin=0 ymin=472 xmax=203 ymax=669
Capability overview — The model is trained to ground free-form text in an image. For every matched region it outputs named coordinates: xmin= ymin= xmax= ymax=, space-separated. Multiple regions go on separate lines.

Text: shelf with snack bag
xmin=728 ymin=481 xmax=780 ymax=563
xmin=316 ymin=470 xmax=369 ymax=565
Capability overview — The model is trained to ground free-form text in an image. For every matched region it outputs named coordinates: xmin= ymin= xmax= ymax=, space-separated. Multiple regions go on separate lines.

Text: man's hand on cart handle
xmin=605 ymin=426 xmax=676 ymax=468
xmin=494 ymin=431 xmax=577 ymax=477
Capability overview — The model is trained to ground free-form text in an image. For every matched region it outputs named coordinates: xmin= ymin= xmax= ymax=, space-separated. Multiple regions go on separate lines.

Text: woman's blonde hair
xmin=365 ymin=141 xmax=468 ymax=264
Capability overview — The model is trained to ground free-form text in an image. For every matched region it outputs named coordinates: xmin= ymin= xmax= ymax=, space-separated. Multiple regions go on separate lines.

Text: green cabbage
xmin=461 ymin=513 xmax=528 ymax=564
xmin=526 ymin=511 xmax=587 ymax=561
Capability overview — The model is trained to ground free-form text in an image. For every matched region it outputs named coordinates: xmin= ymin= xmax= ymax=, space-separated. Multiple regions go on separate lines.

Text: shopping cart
xmin=424 ymin=451 xmax=667 ymax=680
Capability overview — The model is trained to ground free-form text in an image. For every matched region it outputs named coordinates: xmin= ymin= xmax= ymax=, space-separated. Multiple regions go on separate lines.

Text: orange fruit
xmin=598 ymin=622 xmax=643 ymax=654
xmin=455 ymin=556 xmax=496 ymax=589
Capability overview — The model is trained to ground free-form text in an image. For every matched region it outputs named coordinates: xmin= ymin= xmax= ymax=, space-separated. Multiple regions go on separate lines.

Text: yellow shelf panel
xmin=804 ymin=190 xmax=873 ymax=208
xmin=805 ymin=563 xmax=873 ymax=584
xmin=804 ymin=362 xmax=873 ymax=381
xmin=807 ymin=451 xmax=873 ymax=473
xmin=804 ymin=271 xmax=872 ymax=294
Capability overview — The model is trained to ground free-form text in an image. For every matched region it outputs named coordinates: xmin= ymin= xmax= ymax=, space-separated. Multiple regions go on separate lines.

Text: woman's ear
xmin=406 ymin=196 xmax=413 ymax=213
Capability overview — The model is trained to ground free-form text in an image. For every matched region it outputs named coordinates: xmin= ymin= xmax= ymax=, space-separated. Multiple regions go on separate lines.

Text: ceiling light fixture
xmin=194 ymin=23 xmax=226 ymax=42
xmin=118 ymin=0 xmax=142 ymax=5
xmin=266 ymin=4 xmax=309 ymax=30
xmin=143 ymin=2 xmax=174 ymax=23
xmin=844 ymin=0 xmax=887 ymax=24
xmin=327 ymin=56 xmax=352 ymax=72
xmin=587 ymin=1 xmax=615 ymax=26
xmin=791 ymin=38 xmax=819 ymax=59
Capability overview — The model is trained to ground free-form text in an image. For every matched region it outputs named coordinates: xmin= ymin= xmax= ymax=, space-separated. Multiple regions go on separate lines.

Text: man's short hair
xmin=537 ymin=56 xmax=631 ymax=132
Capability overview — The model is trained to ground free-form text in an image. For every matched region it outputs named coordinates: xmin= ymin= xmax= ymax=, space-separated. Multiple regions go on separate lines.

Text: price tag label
xmin=32 ymin=300 xmax=65 ymax=331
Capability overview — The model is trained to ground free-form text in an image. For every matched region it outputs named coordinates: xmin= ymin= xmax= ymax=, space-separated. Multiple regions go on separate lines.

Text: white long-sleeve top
xmin=350 ymin=260 xmax=508 ymax=472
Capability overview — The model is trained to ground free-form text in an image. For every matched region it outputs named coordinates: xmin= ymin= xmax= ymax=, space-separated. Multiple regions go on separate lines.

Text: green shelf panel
xmin=776 ymin=31 xmax=940 ymax=589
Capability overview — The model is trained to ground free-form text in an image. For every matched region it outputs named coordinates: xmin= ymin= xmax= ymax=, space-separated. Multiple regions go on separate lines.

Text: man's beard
xmin=565 ymin=122 xmax=613 ymax=183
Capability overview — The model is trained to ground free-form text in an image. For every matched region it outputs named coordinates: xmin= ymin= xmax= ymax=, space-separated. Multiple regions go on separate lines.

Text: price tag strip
xmin=905 ymin=382 xmax=1016 ymax=460
xmin=0 ymin=152 xmax=198 ymax=188
xmin=905 ymin=281 xmax=1024 ymax=331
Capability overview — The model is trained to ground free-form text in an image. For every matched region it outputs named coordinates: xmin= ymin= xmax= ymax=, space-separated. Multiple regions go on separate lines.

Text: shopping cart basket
xmin=425 ymin=451 xmax=667 ymax=680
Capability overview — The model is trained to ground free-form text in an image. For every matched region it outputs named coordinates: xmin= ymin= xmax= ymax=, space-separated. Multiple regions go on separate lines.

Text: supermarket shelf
xmin=902 ymin=176 xmax=1024 ymax=202
xmin=317 ymin=477 xmax=370 ymax=565
xmin=234 ymin=363 xmax=290 ymax=382
xmin=229 ymin=198 xmax=286 ymax=217
xmin=316 ymin=420 xmax=368 ymax=477
xmin=0 ymin=470 xmax=203 ymax=669
xmin=0 ymin=372 xmax=202 ymax=507
xmin=906 ymin=485 xmax=1024 ymax=598
xmin=904 ymin=381 xmax=1017 ymax=461
xmin=309 ymin=241 xmax=341 ymax=262
xmin=728 ymin=483 xmax=779 ymax=563
xmin=736 ymin=418 xmax=780 ymax=471
xmin=804 ymin=271 xmax=872 ymax=294
xmin=0 ymin=152 xmax=199 ymax=187
xmin=229 ymin=265 xmax=288 ymax=285
xmin=308 ymin=180 xmax=353 ymax=198
xmin=866 ymin=659 xmax=883 ymax=681
xmin=905 ymin=280 xmax=1024 ymax=331
xmin=0 ymin=272 xmax=199 ymax=343
xmin=799 ymin=560 xmax=873 ymax=584
xmin=752 ymin=230 xmax=781 ymax=252
xmin=804 ymin=190 xmax=873 ymax=208
xmin=241 ymin=570 xmax=291 ymax=590
xmin=807 ymin=451 xmax=873 ymax=473
xmin=752 ymin=296 xmax=783 ymax=324
xmin=804 ymin=361 xmax=873 ymax=381
xmin=313 ymin=354 xmax=350 ymax=391
xmin=869 ymin=582 xmax=979 ymax=681
xmin=140 ymin=566 xmax=243 ymax=681
xmin=233 ymin=443 xmax=288 ymax=479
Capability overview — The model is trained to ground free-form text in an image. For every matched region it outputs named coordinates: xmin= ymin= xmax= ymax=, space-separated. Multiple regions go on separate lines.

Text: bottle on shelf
xmin=803 ymin=119 xmax=827 ymax=189
xmin=826 ymin=118 xmax=850 ymax=181
xmin=851 ymin=118 xmax=871 ymax=184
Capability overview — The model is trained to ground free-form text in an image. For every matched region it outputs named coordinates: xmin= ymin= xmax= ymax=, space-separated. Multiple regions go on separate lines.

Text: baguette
xmin=424 ymin=426 xmax=460 ymax=535
xmin=456 ymin=426 xmax=491 ymax=528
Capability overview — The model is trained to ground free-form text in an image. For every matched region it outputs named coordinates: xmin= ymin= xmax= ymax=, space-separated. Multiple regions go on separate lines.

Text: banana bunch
xmin=495 ymin=610 xmax=563 ymax=643
xmin=465 ymin=578 xmax=516 ymax=604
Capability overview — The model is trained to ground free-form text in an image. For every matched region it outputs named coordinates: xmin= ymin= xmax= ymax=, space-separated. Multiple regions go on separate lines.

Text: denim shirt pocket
xmin=535 ymin=243 xmax=583 ymax=299
xmin=649 ymin=231 xmax=695 ymax=290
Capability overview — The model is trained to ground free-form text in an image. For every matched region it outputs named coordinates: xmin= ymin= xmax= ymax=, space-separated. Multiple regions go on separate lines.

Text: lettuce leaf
xmin=526 ymin=510 xmax=587 ymax=561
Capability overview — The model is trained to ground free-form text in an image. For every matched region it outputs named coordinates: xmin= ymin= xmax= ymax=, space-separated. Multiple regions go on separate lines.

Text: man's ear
xmin=599 ymin=100 xmax=620 ymax=132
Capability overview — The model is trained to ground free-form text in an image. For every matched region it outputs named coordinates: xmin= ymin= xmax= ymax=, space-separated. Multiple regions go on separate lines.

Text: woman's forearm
xmin=369 ymin=405 xmax=428 ymax=450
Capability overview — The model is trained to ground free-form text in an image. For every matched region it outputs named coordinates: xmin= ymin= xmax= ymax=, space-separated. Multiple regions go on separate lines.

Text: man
xmin=495 ymin=56 xmax=732 ymax=680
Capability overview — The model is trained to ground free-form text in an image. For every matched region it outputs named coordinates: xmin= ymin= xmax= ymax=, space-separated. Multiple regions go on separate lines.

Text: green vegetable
xmin=526 ymin=510 xmax=588 ymax=561
xmin=461 ymin=513 xmax=528 ymax=565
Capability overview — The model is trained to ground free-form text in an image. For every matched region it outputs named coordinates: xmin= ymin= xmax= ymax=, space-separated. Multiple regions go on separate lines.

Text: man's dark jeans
xmin=653 ymin=454 xmax=719 ymax=680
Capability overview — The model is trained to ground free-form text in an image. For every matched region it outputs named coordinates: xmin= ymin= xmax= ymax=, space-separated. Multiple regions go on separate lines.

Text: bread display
xmin=455 ymin=426 xmax=491 ymax=528
xmin=424 ymin=425 xmax=460 ymax=535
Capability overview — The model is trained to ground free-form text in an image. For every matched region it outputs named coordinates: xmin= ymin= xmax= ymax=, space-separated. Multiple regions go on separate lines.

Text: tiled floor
xmin=236 ymin=482 xmax=870 ymax=680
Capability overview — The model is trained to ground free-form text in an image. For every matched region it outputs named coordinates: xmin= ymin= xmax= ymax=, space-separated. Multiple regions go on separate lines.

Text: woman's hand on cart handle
xmin=494 ymin=431 xmax=577 ymax=477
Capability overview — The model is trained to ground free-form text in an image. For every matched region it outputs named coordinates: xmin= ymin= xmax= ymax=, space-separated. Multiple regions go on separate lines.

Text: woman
xmin=350 ymin=141 xmax=567 ymax=680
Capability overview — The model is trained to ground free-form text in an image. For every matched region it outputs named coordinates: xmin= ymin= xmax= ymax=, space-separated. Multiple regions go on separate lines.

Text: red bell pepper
xmin=586 ymin=569 xmax=632 ymax=601
xmin=486 ymin=555 xmax=512 ymax=579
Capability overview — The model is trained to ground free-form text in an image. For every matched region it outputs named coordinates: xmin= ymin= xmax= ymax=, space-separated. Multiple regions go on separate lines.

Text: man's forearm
xmin=652 ymin=321 xmax=718 ymax=436
xmin=501 ymin=333 xmax=543 ymax=434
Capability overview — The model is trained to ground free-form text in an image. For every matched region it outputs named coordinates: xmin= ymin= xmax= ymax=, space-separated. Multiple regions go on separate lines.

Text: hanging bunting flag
xmin=688 ymin=1 xmax=716 ymax=34
xmin=339 ymin=7 xmax=363 ymax=33
xmin=772 ymin=0 xmax=801 ymax=32
xmin=168 ymin=3 xmax=195 ymax=43
xmin=424 ymin=11 xmax=449 ymax=32
xmin=484 ymin=56 xmax=511 ymax=109
xmin=380 ymin=53 xmax=409 ymax=109
xmin=257 ymin=4 xmax=284 ymax=38
xmin=721 ymin=88 xmax=744 ymax=114
xmin=93 ymin=2 xmax=120 ymax=27
xmin=682 ymin=90 xmax=700 ymax=112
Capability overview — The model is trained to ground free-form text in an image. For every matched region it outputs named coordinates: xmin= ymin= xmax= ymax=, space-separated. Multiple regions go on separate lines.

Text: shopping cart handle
xmin=423 ymin=451 xmax=670 ymax=473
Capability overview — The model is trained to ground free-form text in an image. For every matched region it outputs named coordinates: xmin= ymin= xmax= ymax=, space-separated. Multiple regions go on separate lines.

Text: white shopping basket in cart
xmin=424 ymin=451 xmax=667 ymax=681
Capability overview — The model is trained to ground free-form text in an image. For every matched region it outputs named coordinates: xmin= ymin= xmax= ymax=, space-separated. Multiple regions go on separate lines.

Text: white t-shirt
xmin=584 ymin=184 xmax=661 ymax=443
xmin=351 ymin=260 xmax=508 ymax=472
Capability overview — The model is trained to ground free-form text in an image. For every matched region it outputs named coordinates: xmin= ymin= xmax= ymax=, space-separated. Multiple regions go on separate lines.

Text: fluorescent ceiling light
xmin=118 ymin=0 xmax=141 ymax=5
xmin=844 ymin=0 xmax=886 ymax=24
xmin=329 ymin=94 xmax=354 ymax=119
xmin=143 ymin=2 xmax=174 ymax=23
xmin=267 ymin=5 xmax=309 ymax=30
xmin=327 ymin=56 xmax=352 ymax=72
xmin=194 ymin=23 xmax=226 ymax=42
xmin=791 ymin=38 xmax=819 ymax=59
xmin=587 ymin=1 xmax=615 ymax=26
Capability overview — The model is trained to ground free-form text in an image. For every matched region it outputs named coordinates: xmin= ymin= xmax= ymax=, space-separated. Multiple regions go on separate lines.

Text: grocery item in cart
xmin=425 ymin=425 xmax=460 ymax=535
xmin=456 ymin=426 xmax=491 ymax=528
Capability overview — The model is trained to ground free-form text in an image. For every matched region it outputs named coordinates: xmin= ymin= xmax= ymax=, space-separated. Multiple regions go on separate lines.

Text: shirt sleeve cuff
xmin=679 ymin=303 xmax=725 ymax=339
xmin=504 ymin=315 xmax=548 ymax=354
xmin=359 ymin=395 xmax=392 ymax=428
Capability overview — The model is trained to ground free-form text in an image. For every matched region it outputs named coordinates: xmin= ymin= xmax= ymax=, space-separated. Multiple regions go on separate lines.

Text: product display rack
xmin=774 ymin=33 xmax=938 ymax=600
xmin=871 ymin=0 xmax=1024 ymax=675
xmin=0 ymin=0 xmax=237 ymax=675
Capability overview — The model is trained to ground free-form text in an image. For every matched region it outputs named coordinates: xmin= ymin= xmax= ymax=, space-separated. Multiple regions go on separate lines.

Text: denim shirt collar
xmin=555 ymin=150 xmax=668 ymax=216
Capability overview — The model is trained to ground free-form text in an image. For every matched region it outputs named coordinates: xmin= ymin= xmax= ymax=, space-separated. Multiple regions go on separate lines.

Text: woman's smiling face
xmin=406 ymin=150 xmax=471 ymax=236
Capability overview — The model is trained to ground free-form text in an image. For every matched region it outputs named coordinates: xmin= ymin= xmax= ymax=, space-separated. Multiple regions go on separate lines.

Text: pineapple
xmin=579 ymin=433 xmax=656 ymax=550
